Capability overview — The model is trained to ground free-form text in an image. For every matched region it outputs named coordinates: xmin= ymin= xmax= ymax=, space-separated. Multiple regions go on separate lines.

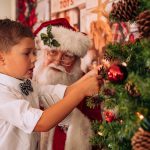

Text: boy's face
xmin=2 ymin=37 xmax=36 ymax=79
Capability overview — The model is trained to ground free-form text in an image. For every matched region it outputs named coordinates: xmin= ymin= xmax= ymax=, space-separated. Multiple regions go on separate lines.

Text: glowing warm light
xmin=122 ymin=62 xmax=127 ymax=67
xmin=98 ymin=131 xmax=103 ymax=136
xmin=136 ymin=112 xmax=144 ymax=120
xmin=120 ymin=120 xmax=123 ymax=124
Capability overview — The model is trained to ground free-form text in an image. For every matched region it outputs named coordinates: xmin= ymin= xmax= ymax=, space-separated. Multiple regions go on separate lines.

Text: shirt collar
xmin=0 ymin=73 xmax=24 ymax=92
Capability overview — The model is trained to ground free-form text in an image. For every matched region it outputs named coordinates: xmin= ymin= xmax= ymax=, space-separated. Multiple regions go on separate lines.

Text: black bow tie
xmin=19 ymin=79 xmax=33 ymax=96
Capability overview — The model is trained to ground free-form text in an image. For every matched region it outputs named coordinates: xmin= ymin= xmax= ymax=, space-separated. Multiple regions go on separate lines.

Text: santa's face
xmin=44 ymin=50 xmax=77 ymax=73
xmin=34 ymin=49 xmax=83 ymax=85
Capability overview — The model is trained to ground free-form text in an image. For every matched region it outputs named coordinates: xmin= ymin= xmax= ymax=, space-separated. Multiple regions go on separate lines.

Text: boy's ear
xmin=0 ymin=51 xmax=5 ymax=65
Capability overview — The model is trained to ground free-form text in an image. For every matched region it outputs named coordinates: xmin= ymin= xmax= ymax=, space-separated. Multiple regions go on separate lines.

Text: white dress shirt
xmin=0 ymin=73 xmax=67 ymax=150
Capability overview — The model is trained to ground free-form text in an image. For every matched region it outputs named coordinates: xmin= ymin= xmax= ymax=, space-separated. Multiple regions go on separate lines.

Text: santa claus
xmin=33 ymin=18 xmax=95 ymax=150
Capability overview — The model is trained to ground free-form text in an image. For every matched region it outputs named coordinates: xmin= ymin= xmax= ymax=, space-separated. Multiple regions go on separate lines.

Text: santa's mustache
xmin=47 ymin=63 xmax=72 ymax=75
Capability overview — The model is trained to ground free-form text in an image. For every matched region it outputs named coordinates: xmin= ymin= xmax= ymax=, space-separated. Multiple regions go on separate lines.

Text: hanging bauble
xmin=103 ymin=109 xmax=117 ymax=123
xmin=107 ymin=64 xmax=128 ymax=83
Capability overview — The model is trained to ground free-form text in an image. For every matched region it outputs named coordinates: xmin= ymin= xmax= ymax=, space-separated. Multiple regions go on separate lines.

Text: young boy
xmin=0 ymin=19 xmax=100 ymax=150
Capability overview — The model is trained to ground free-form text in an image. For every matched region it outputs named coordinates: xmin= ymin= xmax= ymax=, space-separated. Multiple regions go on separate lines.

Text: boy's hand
xmin=65 ymin=73 xmax=102 ymax=98
xmin=81 ymin=75 xmax=100 ymax=97
xmin=77 ymin=67 xmax=99 ymax=83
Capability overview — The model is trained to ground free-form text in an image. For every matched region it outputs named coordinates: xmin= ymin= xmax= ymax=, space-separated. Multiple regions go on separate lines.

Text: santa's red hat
xmin=34 ymin=18 xmax=91 ymax=57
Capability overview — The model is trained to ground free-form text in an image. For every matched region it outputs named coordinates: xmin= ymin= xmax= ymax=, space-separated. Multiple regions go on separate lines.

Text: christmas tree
xmin=86 ymin=0 xmax=150 ymax=149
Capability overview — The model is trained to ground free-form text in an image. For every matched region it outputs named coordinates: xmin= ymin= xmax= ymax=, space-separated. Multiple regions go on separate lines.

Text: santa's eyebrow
xmin=63 ymin=51 xmax=75 ymax=56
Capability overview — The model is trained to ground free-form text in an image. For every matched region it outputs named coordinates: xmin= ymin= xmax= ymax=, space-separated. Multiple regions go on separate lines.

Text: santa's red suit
xmin=33 ymin=18 xmax=102 ymax=150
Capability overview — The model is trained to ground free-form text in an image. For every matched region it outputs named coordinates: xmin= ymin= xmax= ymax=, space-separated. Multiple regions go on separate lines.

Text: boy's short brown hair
xmin=0 ymin=19 xmax=34 ymax=51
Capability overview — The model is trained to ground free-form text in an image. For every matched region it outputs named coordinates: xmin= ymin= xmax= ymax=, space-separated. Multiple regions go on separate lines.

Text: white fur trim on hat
xmin=36 ymin=26 xmax=92 ymax=57
xmin=81 ymin=50 xmax=97 ymax=73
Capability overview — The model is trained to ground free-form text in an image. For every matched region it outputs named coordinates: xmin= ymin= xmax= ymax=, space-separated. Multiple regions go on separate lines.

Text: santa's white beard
xmin=34 ymin=59 xmax=83 ymax=86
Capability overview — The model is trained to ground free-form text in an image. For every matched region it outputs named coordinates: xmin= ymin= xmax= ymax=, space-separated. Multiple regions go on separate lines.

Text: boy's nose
xmin=31 ymin=53 xmax=36 ymax=64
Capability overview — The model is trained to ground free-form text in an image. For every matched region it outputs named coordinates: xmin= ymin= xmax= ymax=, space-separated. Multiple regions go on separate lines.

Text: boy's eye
xmin=33 ymin=51 xmax=37 ymax=56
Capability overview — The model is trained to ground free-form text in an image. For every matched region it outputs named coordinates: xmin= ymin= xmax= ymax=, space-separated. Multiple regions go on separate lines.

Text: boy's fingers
xmin=95 ymin=75 xmax=104 ymax=88
xmin=98 ymin=79 xmax=104 ymax=86
xmin=86 ymin=69 xmax=98 ymax=77
xmin=97 ymin=75 xmax=102 ymax=80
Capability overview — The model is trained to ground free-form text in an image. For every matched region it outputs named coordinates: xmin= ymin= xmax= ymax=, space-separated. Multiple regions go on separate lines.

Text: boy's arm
xmin=38 ymin=84 xmax=73 ymax=126
xmin=38 ymin=84 xmax=67 ymax=108
xmin=34 ymin=75 xmax=99 ymax=132
xmin=34 ymin=84 xmax=84 ymax=132
xmin=37 ymin=68 xmax=98 ymax=107
xmin=36 ymin=69 xmax=98 ymax=127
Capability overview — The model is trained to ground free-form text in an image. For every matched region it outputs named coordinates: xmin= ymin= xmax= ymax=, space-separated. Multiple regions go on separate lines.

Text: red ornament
xmin=103 ymin=110 xmax=116 ymax=123
xmin=107 ymin=64 xmax=128 ymax=83
xmin=129 ymin=33 xmax=135 ymax=43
